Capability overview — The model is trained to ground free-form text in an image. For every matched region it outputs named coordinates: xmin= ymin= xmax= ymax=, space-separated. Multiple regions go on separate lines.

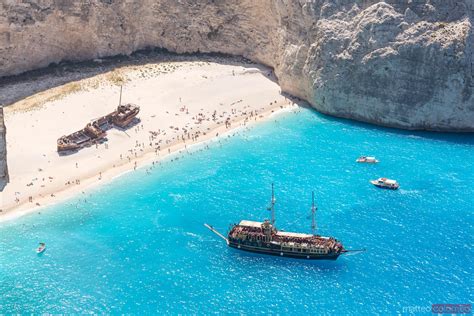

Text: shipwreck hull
xmin=57 ymin=104 xmax=139 ymax=153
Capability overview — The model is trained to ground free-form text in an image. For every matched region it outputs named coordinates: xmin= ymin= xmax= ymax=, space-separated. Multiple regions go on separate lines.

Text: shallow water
xmin=1 ymin=108 xmax=473 ymax=314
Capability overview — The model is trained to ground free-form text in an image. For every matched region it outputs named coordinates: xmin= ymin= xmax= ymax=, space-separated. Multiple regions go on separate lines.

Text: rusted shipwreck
xmin=57 ymin=103 xmax=140 ymax=153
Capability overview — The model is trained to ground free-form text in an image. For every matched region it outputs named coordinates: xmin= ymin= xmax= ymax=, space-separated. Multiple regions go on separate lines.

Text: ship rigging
xmin=205 ymin=184 xmax=365 ymax=260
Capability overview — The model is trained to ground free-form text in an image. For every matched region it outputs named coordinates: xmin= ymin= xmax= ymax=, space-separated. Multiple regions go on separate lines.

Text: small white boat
xmin=356 ymin=156 xmax=379 ymax=163
xmin=36 ymin=242 xmax=46 ymax=254
xmin=370 ymin=178 xmax=399 ymax=190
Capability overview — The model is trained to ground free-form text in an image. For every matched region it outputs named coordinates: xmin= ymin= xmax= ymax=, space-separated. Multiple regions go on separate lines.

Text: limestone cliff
xmin=0 ymin=0 xmax=472 ymax=131
xmin=0 ymin=107 xmax=7 ymax=191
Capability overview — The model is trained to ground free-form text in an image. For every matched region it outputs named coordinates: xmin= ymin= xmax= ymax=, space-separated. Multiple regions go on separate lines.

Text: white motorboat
xmin=36 ymin=242 xmax=46 ymax=254
xmin=370 ymin=178 xmax=399 ymax=190
xmin=356 ymin=156 xmax=379 ymax=163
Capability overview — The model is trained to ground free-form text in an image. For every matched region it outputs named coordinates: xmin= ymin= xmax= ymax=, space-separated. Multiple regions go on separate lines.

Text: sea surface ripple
xmin=1 ymin=108 xmax=473 ymax=314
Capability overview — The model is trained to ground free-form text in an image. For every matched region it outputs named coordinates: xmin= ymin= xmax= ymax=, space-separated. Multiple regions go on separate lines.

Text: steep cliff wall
xmin=0 ymin=0 xmax=472 ymax=131
xmin=0 ymin=107 xmax=8 ymax=191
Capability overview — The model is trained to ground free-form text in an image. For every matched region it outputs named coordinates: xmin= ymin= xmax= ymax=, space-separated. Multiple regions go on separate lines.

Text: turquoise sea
xmin=1 ymin=108 xmax=473 ymax=314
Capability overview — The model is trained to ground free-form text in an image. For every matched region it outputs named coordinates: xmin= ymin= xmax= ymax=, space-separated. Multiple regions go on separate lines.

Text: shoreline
xmin=0 ymin=102 xmax=295 ymax=223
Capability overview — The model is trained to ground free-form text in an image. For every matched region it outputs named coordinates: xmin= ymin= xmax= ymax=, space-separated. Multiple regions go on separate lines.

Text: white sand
xmin=0 ymin=60 xmax=294 ymax=221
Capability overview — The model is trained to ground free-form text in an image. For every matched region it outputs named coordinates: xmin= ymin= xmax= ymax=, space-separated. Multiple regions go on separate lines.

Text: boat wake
xmin=398 ymin=189 xmax=421 ymax=195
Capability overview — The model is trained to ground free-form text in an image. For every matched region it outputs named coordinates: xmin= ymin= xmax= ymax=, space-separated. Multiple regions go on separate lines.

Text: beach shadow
xmin=0 ymin=48 xmax=277 ymax=107
xmin=298 ymin=103 xmax=474 ymax=146
xmin=113 ymin=117 xmax=142 ymax=132
xmin=57 ymin=149 xmax=78 ymax=157
xmin=0 ymin=178 xmax=7 ymax=192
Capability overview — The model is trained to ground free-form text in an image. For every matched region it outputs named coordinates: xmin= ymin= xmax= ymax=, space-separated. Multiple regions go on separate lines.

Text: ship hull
xmin=372 ymin=184 xmax=399 ymax=190
xmin=228 ymin=241 xmax=340 ymax=260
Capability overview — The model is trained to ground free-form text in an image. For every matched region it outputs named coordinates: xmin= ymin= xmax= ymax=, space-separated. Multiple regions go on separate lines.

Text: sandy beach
xmin=0 ymin=57 xmax=294 ymax=221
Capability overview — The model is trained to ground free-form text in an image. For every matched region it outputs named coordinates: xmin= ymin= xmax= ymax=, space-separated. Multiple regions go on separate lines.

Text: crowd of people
xmin=229 ymin=222 xmax=343 ymax=253
xmin=11 ymin=96 xmax=292 ymax=217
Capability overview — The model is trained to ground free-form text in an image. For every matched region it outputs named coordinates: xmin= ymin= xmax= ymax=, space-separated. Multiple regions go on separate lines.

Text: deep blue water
xmin=1 ymin=108 xmax=473 ymax=314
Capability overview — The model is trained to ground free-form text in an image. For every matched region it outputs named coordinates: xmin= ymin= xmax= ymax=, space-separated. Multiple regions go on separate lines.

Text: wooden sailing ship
xmin=57 ymin=86 xmax=139 ymax=153
xmin=206 ymin=185 xmax=363 ymax=260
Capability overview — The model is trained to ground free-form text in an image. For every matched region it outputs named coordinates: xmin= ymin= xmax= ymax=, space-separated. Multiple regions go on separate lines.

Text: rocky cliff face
xmin=0 ymin=0 xmax=472 ymax=131
xmin=0 ymin=107 xmax=8 ymax=191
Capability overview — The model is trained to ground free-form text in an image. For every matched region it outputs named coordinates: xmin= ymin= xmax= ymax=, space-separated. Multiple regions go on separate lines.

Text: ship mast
xmin=270 ymin=183 xmax=276 ymax=225
xmin=311 ymin=191 xmax=317 ymax=235
xmin=119 ymin=85 xmax=123 ymax=106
